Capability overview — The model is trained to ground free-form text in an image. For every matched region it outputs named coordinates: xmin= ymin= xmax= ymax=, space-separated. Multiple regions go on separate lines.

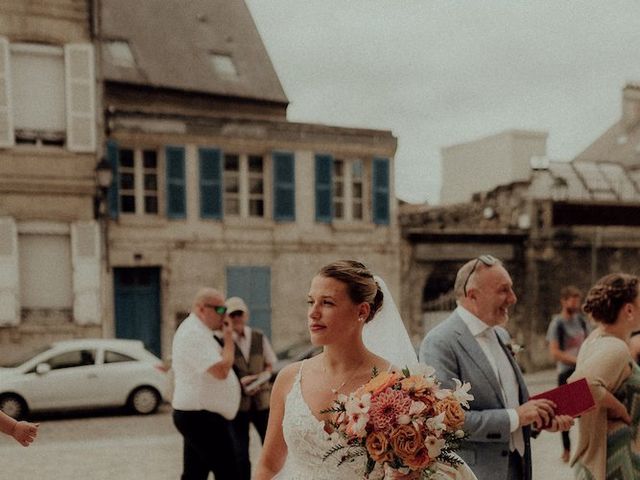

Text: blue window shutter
xmin=372 ymin=157 xmax=390 ymax=225
xmin=106 ymin=139 xmax=119 ymax=219
xmin=199 ymin=148 xmax=222 ymax=219
xmin=273 ymin=152 xmax=295 ymax=221
xmin=166 ymin=146 xmax=186 ymax=219
xmin=315 ymin=154 xmax=333 ymax=223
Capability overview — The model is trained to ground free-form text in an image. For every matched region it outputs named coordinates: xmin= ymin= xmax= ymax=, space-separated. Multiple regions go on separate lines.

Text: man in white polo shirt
xmin=172 ymin=287 xmax=241 ymax=480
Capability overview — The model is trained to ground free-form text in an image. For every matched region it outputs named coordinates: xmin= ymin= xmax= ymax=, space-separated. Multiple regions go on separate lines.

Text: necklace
xmin=323 ymin=358 xmax=366 ymax=395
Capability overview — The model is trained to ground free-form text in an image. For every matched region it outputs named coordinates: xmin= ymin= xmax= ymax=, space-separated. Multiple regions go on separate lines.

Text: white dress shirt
xmin=171 ymin=313 xmax=240 ymax=419
xmin=456 ymin=305 xmax=522 ymax=451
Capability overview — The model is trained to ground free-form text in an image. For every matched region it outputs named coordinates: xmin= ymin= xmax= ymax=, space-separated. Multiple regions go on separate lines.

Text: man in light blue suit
xmin=419 ymin=255 xmax=573 ymax=480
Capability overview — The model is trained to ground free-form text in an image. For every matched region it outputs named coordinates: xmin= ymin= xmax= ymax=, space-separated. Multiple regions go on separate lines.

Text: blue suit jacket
xmin=419 ymin=311 xmax=532 ymax=480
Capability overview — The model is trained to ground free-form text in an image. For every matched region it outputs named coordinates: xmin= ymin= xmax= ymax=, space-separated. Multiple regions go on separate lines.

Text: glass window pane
xmin=225 ymin=198 xmax=240 ymax=215
xmin=104 ymin=351 xmax=135 ymax=363
xmin=119 ymin=149 xmax=134 ymax=168
xmin=334 ymin=201 xmax=343 ymax=219
xmin=249 ymin=199 xmax=264 ymax=217
xmin=335 ymin=181 xmax=344 ymax=197
xmin=352 ymin=159 xmax=363 ymax=179
xmin=353 ymin=203 xmax=363 ymax=220
xmin=248 ymin=155 xmax=263 ymax=172
xmin=143 ymin=150 xmax=157 ymax=168
xmin=121 ymin=195 xmax=135 ymax=212
xmin=224 ymin=154 xmax=239 ymax=171
xmin=120 ymin=173 xmax=134 ymax=190
xmin=144 ymin=196 xmax=158 ymax=213
xmin=334 ymin=160 xmax=344 ymax=176
xmin=144 ymin=174 xmax=157 ymax=191
xmin=353 ymin=183 xmax=362 ymax=198
xmin=249 ymin=178 xmax=263 ymax=194
xmin=48 ymin=350 xmax=95 ymax=370
xmin=224 ymin=175 xmax=239 ymax=193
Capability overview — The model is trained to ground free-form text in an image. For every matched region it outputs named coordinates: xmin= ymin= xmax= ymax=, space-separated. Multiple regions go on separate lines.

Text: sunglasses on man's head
xmin=203 ymin=304 xmax=227 ymax=315
xmin=462 ymin=254 xmax=499 ymax=297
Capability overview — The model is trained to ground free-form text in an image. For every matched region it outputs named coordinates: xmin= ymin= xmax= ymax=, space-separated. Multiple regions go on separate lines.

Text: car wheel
xmin=0 ymin=394 xmax=27 ymax=420
xmin=128 ymin=386 xmax=160 ymax=415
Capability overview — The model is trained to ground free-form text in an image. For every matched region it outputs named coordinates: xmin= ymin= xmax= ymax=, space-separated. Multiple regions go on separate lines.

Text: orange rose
xmin=434 ymin=397 xmax=465 ymax=430
xmin=403 ymin=447 xmax=431 ymax=470
xmin=364 ymin=371 xmax=400 ymax=395
xmin=366 ymin=431 xmax=393 ymax=462
xmin=389 ymin=425 xmax=423 ymax=463
xmin=400 ymin=375 xmax=432 ymax=395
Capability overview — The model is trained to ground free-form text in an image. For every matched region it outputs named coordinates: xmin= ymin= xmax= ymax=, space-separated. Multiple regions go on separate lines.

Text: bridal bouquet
xmin=322 ymin=365 xmax=473 ymax=479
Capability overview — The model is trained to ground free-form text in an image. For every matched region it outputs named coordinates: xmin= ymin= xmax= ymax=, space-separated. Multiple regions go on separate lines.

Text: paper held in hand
xmin=241 ymin=371 xmax=272 ymax=395
xmin=530 ymin=377 xmax=595 ymax=417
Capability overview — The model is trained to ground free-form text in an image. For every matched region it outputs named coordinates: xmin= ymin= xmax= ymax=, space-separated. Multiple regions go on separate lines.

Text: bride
xmin=254 ymin=260 xmax=477 ymax=480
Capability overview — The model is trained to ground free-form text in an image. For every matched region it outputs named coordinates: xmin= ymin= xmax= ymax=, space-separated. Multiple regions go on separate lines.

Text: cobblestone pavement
xmin=0 ymin=369 xmax=575 ymax=480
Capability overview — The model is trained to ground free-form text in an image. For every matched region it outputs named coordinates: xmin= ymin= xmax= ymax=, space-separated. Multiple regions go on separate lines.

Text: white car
xmin=0 ymin=338 xmax=169 ymax=419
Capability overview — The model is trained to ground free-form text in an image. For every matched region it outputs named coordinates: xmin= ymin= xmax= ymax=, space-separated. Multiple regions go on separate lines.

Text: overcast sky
xmin=245 ymin=1 xmax=640 ymax=204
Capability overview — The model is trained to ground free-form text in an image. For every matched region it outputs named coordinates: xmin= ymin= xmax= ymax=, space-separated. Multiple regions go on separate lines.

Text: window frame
xmin=117 ymin=146 xmax=162 ymax=217
xmin=223 ymin=152 xmax=267 ymax=219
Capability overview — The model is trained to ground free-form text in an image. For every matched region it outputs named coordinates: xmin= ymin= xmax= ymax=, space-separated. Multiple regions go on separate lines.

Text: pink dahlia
xmin=369 ymin=387 xmax=412 ymax=432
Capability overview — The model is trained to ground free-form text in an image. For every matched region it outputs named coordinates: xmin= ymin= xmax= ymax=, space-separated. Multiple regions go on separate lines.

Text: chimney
xmin=622 ymin=83 xmax=640 ymax=132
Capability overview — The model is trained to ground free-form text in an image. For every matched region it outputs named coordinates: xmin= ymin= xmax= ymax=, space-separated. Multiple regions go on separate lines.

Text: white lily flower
xmin=425 ymin=435 xmax=446 ymax=458
xmin=426 ymin=412 xmax=446 ymax=432
xmin=452 ymin=379 xmax=474 ymax=408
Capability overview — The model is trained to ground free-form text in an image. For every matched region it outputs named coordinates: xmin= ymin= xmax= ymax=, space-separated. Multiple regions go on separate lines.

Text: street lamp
xmin=94 ymin=157 xmax=113 ymax=219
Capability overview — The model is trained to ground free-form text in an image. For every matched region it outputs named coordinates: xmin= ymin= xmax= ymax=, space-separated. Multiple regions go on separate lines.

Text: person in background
xmin=628 ymin=330 xmax=640 ymax=364
xmin=546 ymin=285 xmax=590 ymax=462
xmin=171 ymin=287 xmax=241 ymax=480
xmin=226 ymin=296 xmax=277 ymax=480
xmin=570 ymin=273 xmax=640 ymax=479
xmin=0 ymin=410 xmax=38 ymax=446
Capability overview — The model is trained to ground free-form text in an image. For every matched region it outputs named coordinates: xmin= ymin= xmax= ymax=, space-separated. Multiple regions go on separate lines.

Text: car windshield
xmin=1 ymin=344 xmax=52 ymax=368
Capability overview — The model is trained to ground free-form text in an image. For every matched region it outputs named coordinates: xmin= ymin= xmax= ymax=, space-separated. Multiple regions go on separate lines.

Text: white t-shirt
xmin=171 ymin=313 xmax=241 ymax=419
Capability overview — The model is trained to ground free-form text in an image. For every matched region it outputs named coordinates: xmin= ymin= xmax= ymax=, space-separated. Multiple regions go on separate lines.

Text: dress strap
xmin=296 ymin=359 xmax=306 ymax=381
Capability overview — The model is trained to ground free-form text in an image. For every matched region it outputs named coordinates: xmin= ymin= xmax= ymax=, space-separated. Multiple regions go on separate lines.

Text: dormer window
xmin=106 ymin=41 xmax=135 ymax=68
xmin=208 ymin=53 xmax=238 ymax=79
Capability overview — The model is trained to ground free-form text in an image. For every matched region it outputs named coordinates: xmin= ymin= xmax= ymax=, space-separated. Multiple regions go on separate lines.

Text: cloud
xmin=246 ymin=0 xmax=640 ymax=203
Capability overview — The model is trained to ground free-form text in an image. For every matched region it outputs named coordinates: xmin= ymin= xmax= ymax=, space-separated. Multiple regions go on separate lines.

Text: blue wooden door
xmin=226 ymin=266 xmax=272 ymax=339
xmin=113 ymin=267 xmax=162 ymax=356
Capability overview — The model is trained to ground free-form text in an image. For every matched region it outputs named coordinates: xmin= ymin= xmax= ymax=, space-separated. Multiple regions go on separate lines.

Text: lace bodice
xmin=275 ymin=362 xmax=366 ymax=480
xmin=274 ymin=362 xmax=478 ymax=480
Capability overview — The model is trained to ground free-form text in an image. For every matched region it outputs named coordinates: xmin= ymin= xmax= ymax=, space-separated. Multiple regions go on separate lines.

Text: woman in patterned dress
xmin=570 ymin=273 xmax=640 ymax=480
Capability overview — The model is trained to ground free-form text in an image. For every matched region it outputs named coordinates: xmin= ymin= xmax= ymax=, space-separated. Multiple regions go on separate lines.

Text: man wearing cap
xmin=226 ymin=296 xmax=277 ymax=480
xmin=171 ymin=287 xmax=241 ymax=480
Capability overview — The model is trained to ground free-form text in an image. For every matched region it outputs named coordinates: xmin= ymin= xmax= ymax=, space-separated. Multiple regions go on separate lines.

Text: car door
xmin=26 ymin=348 xmax=99 ymax=410
xmin=96 ymin=349 xmax=141 ymax=406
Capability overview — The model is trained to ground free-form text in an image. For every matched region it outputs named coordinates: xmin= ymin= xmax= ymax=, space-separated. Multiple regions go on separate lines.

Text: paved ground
xmin=0 ymin=369 xmax=575 ymax=479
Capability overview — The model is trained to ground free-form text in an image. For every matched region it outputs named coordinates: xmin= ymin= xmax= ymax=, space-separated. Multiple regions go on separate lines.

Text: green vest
xmin=234 ymin=329 xmax=271 ymax=412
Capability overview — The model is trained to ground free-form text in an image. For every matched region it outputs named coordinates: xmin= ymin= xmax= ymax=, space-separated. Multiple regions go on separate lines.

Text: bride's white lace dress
xmin=274 ymin=363 xmax=478 ymax=480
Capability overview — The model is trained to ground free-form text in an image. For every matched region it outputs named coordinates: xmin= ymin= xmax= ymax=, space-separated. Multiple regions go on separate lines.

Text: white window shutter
xmin=0 ymin=217 xmax=19 ymax=326
xmin=0 ymin=37 xmax=14 ymax=148
xmin=71 ymin=221 xmax=101 ymax=325
xmin=64 ymin=43 xmax=96 ymax=153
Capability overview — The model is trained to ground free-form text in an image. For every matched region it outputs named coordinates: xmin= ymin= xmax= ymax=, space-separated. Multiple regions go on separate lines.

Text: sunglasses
xmin=462 ymin=255 xmax=499 ymax=297
xmin=203 ymin=304 xmax=227 ymax=315
xmin=228 ymin=311 xmax=244 ymax=318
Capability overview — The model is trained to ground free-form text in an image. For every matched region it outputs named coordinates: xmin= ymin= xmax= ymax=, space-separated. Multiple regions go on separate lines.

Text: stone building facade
xmin=0 ymin=0 xmax=401 ymax=363
xmin=401 ymin=159 xmax=640 ymax=371
xmin=0 ymin=1 xmax=103 ymax=361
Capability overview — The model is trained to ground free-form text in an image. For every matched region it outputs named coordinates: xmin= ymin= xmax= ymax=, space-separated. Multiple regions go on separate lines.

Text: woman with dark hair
xmin=570 ymin=273 xmax=640 ymax=479
xmin=254 ymin=260 xmax=476 ymax=479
